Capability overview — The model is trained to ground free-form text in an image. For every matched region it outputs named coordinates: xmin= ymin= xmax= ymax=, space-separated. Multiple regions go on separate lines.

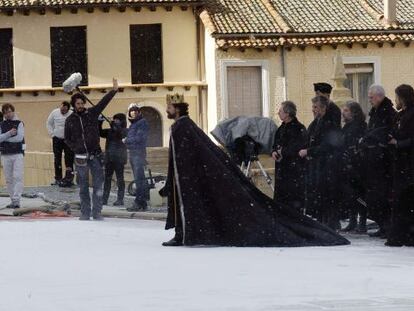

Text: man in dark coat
xmin=99 ymin=113 xmax=128 ymax=206
xmin=386 ymin=84 xmax=414 ymax=247
xmin=314 ymin=82 xmax=341 ymax=128
xmin=299 ymin=96 xmax=341 ymax=230
xmin=272 ymin=101 xmax=307 ymax=211
xmin=339 ymin=101 xmax=367 ymax=233
xmin=160 ymin=101 xmax=349 ymax=247
xmin=360 ymin=84 xmax=396 ymax=238
xmin=65 ymin=78 xmax=118 ymax=220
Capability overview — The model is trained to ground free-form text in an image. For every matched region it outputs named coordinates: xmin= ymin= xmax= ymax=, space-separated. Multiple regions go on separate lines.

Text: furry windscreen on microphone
xmin=62 ymin=72 xmax=83 ymax=93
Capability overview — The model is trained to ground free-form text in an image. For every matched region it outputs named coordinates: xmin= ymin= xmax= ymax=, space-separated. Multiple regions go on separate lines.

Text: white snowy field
xmin=1 ymin=219 xmax=414 ymax=311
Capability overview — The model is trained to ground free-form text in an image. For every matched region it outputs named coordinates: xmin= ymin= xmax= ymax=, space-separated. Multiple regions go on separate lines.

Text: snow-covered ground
xmin=1 ymin=218 xmax=414 ymax=311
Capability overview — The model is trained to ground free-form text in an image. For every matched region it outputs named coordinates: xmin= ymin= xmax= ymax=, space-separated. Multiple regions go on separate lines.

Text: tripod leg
xmin=256 ymin=160 xmax=274 ymax=191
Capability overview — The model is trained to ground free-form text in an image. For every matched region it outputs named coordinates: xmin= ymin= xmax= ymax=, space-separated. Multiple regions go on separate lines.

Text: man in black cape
xmin=160 ymin=102 xmax=349 ymax=247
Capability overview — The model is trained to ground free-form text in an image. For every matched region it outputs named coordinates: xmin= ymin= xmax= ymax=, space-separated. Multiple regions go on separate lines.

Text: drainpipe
xmin=280 ymin=46 xmax=287 ymax=101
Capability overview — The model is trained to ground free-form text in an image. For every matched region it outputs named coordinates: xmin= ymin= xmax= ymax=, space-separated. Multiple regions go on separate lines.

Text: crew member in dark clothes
xmin=386 ymin=84 xmax=414 ymax=247
xmin=339 ymin=101 xmax=367 ymax=233
xmin=314 ymin=82 xmax=341 ymax=128
xmin=65 ymin=78 xmax=118 ymax=220
xmin=99 ymin=113 xmax=128 ymax=206
xmin=272 ymin=101 xmax=307 ymax=211
xmin=299 ymin=96 xmax=342 ymax=230
xmin=359 ymin=84 xmax=396 ymax=238
xmin=159 ymin=101 xmax=349 ymax=248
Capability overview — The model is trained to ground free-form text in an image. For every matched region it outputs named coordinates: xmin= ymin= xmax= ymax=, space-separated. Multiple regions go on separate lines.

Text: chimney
xmin=384 ymin=0 xmax=397 ymax=24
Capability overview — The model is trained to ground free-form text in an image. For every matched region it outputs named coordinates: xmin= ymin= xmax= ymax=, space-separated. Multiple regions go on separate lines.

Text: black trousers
xmin=52 ymin=137 xmax=74 ymax=181
xmin=103 ymin=160 xmax=125 ymax=203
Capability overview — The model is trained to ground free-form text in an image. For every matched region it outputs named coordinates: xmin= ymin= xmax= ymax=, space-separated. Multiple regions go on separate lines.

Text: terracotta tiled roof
xmin=203 ymin=0 xmax=414 ymax=48
xmin=0 ymin=0 xmax=199 ymax=8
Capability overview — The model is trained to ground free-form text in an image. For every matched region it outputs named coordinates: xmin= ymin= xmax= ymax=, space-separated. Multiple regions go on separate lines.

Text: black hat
xmin=314 ymin=83 xmax=333 ymax=94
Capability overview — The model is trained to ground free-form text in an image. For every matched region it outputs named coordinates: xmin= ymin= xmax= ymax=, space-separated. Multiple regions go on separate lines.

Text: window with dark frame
xmin=0 ymin=29 xmax=14 ymax=89
xmin=130 ymin=24 xmax=163 ymax=84
xmin=50 ymin=26 xmax=88 ymax=87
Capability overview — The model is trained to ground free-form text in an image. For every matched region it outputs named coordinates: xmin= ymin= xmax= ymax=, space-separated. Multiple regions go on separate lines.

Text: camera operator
xmin=272 ymin=101 xmax=307 ymax=211
xmin=99 ymin=113 xmax=128 ymax=206
xmin=0 ymin=104 xmax=25 ymax=209
xmin=64 ymin=78 xmax=118 ymax=220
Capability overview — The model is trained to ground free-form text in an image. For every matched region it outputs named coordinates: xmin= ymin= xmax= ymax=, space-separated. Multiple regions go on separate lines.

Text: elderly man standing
xmin=360 ymin=84 xmax=396 ymax=238
xmin=46 ymin=101 xmax=74 ymax=187
xmin=0 ymin=104 xmax=25 ymax=209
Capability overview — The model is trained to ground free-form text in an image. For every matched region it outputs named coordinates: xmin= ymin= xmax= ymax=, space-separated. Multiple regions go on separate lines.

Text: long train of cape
xmin=168 ymin=116 xmax=350 ymax=247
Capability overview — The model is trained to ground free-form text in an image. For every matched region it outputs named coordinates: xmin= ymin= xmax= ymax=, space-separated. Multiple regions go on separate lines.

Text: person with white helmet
xmin=125 ymin=103 xmax=149 ymax=211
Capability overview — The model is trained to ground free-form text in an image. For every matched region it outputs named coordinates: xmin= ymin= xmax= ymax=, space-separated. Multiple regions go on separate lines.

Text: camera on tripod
xmin=230 ymin=135 xmax=260 ymax=166
xmin=211 ymin=116 xmax=278 ymax=191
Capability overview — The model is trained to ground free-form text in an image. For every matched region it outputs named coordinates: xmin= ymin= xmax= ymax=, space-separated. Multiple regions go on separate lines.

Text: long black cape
xmin=165 ymin=116 xmax=349 ymax=247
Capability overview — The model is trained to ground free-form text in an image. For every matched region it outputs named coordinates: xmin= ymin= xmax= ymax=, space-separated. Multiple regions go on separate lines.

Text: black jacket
xmin=305 ymin=114 xmax=341 ymax=216
xmin=360 ymin=97 xmax=396 ymax=180
xmin=340 ymin=119 xmax=367 ymax=194
xmin=272 ymin=118 xmax=307 ymax=205
xmin=390 ymin=106 xmax=414 ymax=190
xmin=65 ymin=90 xmax=117 ymax=155
xmin=99 ymin=115 xmax=128 ymax=164
xmin=327 ymin=101 xmax=342 ymax=129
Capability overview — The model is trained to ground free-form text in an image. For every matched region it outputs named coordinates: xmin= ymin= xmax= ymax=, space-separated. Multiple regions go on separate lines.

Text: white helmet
xmin=128 ymin=103 xmax=140 ymax=112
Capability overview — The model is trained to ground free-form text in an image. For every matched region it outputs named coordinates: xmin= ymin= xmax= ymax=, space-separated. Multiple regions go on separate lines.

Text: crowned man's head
xmin=166 ymin=102 xmax=189 ymax=120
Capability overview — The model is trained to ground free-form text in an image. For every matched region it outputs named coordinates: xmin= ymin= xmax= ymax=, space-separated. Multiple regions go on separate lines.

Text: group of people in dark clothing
xmin=47 ymin=78 xmax=150 ymax=220
xmin=272 ymin=82 xmax=414 ymax=247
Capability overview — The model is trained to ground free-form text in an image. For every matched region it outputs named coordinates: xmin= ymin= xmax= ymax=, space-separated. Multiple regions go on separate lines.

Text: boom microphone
xmin=62 ymin=72 xmax=83 ymax=93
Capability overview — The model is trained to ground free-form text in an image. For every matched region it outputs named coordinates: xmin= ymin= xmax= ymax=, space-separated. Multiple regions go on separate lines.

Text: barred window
xmin=50 ymin=26 xmax=88 ymax=87
xmin=130 ymin=24 xmax=163 ymax=84
xmin=0 ymin=29 xmax=14 ymax=89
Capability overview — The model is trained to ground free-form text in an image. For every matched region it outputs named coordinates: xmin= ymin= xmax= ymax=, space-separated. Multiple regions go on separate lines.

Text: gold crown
xmin=167 ymin=93 xmax=184 ymax=104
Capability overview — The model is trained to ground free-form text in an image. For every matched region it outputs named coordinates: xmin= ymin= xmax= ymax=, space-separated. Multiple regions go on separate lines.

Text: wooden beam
xmin=315 ymin=45 xmax=323 ymax=50
xmin=377 ymin=42 xmax=384 ymax=48
xmin=167 ymin=86 xmax=174 ymax=91
xmin=184 ymin=86 xmax=191 ymax=91
xmin=361 ymin=43 xmax=368 ymax=48
xmin=134 ymin=6 xmax=142 ymax=12
xmin=100 ymin=88 xmax=107 ymax=93
xmin=38 ymin=8 xmax=46 ymax=15
xmin=149 ymin=6 xmax=156 ymax=12
xmin=346 ymin=43 xmax=353 ymax=49
xmin=238 ymin=47 xmax=245 ymax=53
xmin=285 ymin=46 xmax=292 ymax=51
xmin=180 ymin=6 xmax=188 ymax=11
xmin=404 ymin=41 xmax=411 ymax=47
xmin=87 ymin=7 xmax=94 ymax=13
xmin=54 ymin=7 xmax=62 ymax=15
xmin=102 ymin=6 xmax=110 ymax=13
xmin=118 ymin=6 xmax=126 ymax=13
xmin=331 ymin=44 xmax=338 ymax=50
xmin=50 ymin=90 xmax=56 ymax=96
xmin=15 ymin=92 xmax=22 ymax=97
xmin=5 ymin=9 xmax=14 ymax=16
xmin=118 ymin=88 xmax=124 ymax=93
xmin=70 ymin=8 xmax=78 ymax=14
xmin=22 ymin=9 xmax=30 ymax=16
xmin=256 ymin=48 xmax=263 ymax=52
xmin=134 ymin=87 xmax=141 ymax=92
xmin=165 ymin=6 xmax=173 ymax=12
xmin=32 ymin=91 xmax=39 ymax=97
xmin=390 ymin=41 xmax=396 ymax=47
xmin=150 ymin=86 xmax=157 ymax=92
